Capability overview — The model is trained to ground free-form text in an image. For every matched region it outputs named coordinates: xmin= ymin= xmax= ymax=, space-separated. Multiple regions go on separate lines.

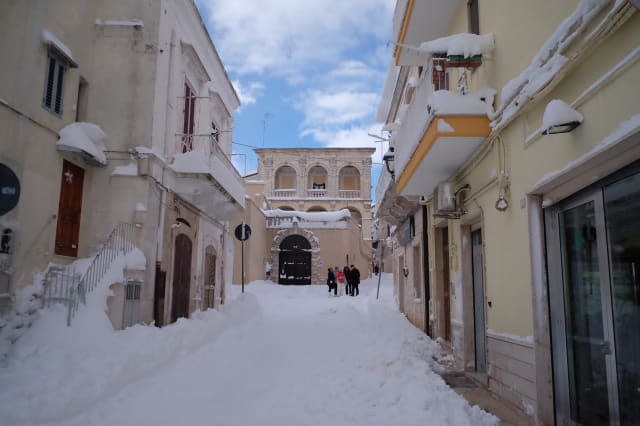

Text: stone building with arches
xmin=233 ymin=147 xmax=375 ymax=285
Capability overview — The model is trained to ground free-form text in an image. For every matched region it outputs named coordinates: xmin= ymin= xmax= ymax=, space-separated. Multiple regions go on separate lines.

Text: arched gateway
xmin=278 ymin=235 xmax=311 ymax=285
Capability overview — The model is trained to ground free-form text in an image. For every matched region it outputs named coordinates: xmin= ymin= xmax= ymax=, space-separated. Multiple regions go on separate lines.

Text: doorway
xmin=55 ymin=160 xmax=84 ymax=257
xmin=471 ymin=229 xmax=486 ymax=373
xmin=546 ymin=164 xmax=640 ymax=425
xmin=278 ymin=235 xmax=311 ymax=285
xmin=436 ymin=226 xmax=451 ymax=342
xmin=171 ymin=234 xmax=192 ymax=322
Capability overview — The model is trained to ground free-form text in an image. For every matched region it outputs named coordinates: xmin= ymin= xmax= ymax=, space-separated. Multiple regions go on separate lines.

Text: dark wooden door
xmin=278 ymin=235 xmax=311 ymax=285
xmin=171 ymin=234 xmax=192 ymax=322
xmin=442 ymin=228 xmax=451 ymax=342
xmin=154 ymin=262 xmax=166 ymax=327
xmin=55 ymin=160 xmax=84 ymax=257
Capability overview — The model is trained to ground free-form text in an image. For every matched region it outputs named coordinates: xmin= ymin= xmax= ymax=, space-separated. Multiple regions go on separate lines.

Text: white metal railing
xmin=272 ymin=189 xmax=297 ymax=198
xmin=306 ymin=189 xmax=327 ymax=198
xmin=42 ymin=223 xmax=139 ymax=326
xmin=339 ymin=190 xmax=360 ymax=199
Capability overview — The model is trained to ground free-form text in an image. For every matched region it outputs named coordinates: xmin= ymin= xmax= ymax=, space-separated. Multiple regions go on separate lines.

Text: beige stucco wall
xmin=0 ymin=0 xmax=241 ymax=325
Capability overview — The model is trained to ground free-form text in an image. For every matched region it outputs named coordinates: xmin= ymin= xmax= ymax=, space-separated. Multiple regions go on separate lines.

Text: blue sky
xmin=195 ymin=0 xmax=396 ymax=200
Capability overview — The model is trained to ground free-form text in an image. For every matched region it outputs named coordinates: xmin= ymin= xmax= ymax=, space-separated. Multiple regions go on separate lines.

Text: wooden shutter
xmin=54 ymin=160 xmax=84 ymax=257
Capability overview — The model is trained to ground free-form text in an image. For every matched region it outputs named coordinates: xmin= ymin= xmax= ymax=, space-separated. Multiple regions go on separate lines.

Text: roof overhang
xmin=393 ymin=0 xmax=459 ymax=66
xmin=396 ymin=115 xmax=490 ymax=197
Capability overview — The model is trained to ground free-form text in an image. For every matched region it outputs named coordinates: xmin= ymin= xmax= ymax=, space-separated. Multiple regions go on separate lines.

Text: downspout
xmin=422 ymin=204 xmax=431 ymax=336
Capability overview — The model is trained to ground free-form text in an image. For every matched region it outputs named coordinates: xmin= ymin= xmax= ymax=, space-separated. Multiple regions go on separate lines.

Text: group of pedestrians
xmin=326 ymin=265 xmax=360 ymax=296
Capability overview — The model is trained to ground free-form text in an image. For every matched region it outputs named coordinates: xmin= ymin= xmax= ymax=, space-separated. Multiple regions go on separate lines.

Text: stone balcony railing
xmin=269 ymin=189 xmax=362 ymax=199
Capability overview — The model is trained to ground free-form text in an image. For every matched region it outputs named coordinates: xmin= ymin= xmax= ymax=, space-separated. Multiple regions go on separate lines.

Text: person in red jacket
xmin=335 ymin=266 xmax=346 ymax=296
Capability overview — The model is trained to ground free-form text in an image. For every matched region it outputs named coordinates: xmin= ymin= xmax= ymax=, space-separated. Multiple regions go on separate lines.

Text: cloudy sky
xmin=195 ymin=0 xmax=396 ymax=198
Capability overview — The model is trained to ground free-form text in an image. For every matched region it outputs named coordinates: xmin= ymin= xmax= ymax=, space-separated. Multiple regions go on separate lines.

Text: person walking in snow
xmin=343 ymin=265 xmax=352 ymax=296
xmin=335 ymin=266 xmax=345 ymax=296
xmin=326 ymin=268 xmax=337 ymax=296
xmin=350 ymin=264 xmax=360 ymax=296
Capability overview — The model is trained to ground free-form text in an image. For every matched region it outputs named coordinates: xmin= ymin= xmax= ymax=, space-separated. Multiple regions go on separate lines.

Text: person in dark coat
xmin=350 ymin=264 xmax=360 ymax=296
xmin=326 ymin=268 xmax=337 ymax=296
xmin=343 ymin=265 xmax=352 ymax=296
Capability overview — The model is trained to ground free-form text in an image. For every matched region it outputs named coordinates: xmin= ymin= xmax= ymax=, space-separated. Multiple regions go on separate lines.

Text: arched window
xmin=306 ymin=206 xmax=327 ymax=212
xmin=307 ymin=165 xmax=328 ymax=198
xmin=274 ymin=165 xmax=297 ymax=198
xmin=339 ymin=166 xmax=360 ymax=198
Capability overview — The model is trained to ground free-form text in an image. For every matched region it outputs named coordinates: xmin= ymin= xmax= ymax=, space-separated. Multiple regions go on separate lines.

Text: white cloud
xmin=231 ymin=80 xmax=264 ymax=108
xmin=299 ymin=91 xmax=378 ymax=128
xmin=304 ymin=123 xmax=387 ymax=164
xmin=197 ymin=0 xmax=395 ymax=77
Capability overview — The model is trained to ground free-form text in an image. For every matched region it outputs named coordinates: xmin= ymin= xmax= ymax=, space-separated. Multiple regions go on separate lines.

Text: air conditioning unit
xmin=433 ymin=181 xmax=462 ymax=218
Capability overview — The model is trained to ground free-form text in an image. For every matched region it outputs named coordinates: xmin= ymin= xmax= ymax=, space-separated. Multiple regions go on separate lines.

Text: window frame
xmin=42 ymin=48 xmax=68 ymax=116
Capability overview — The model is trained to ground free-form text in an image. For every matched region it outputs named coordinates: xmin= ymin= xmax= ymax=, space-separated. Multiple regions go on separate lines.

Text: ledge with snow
xmin=394 ymin=89 xmax=495 ymax=198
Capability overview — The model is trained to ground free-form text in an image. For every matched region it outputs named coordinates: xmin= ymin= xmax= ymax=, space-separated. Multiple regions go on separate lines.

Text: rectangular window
xmin=468 ymin=0 xmax=479 ymax=35
xmin=76 ymin=77 xmax=88 ymax=122
xmin=43 ymin=50 xmax=67 ymax=116
xmin=182 ymin=81 xmax=196 ymax=153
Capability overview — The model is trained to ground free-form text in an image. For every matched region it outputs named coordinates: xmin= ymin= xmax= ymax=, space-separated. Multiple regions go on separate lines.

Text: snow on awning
xmin=56 ymin=122 xmax=107 ymax=166
xmin=42 ymin=30 xmax=77 ymax=67
xmin=418 ymin=33 xmax=495 ymax=58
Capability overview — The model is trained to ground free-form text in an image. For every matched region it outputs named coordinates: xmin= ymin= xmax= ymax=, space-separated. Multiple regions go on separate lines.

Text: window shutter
xmin=54 ymin=63 xmax=65 ymax=114
xmin=44 ymin=57 xmax=56 ymax=107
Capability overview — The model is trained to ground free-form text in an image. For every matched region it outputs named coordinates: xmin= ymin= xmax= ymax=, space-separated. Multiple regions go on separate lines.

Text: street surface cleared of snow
xmin=0 ymin=274 xmax=497 ymax=426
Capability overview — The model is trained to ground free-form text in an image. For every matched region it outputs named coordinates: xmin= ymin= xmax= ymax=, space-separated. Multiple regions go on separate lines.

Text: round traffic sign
xmin=234 ymin=223 xmax=251 ymax=241
xmin=0 ymin=164 xmax=20 ymax=216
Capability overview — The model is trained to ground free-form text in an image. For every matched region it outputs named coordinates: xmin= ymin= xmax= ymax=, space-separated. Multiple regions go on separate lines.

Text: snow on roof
xmin=427 ymin=88 xmax=496 ymax=116
xmin=56 ymin=122 xmax=107 ymax=165
xmin=542 ymin=99 xmax=583 ymax=132
xmin=492 ymin=0 xmax=609 ymax=130
xmin=263 ymin=209 xmax=351 ymax=222
xmin=42 ymin=30 xmax=77 ymax=67
xmin=418 ymin=33 xmax=495 ymax=57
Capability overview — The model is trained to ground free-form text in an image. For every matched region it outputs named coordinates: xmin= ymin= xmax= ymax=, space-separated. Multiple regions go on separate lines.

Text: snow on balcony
xmin=418 ymin=33 xmax=494 ymax=58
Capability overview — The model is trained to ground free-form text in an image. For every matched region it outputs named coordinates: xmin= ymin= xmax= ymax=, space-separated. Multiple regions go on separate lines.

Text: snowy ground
xmin=0 ymin=274 xmax=497 ymax=426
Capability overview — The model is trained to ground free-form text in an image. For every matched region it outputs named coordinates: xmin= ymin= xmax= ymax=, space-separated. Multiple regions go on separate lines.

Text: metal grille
xmin=204 ymin=252 xmax=216 ymax=309
xmin=122 ymin=280 xmax=141 ymax=329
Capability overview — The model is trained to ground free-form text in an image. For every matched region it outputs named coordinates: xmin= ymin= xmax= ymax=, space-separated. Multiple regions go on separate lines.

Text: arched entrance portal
xmin=171 ymin=234 xmax=192 ymax=322
xmin=278 ymin=235 xmax=311 ymax=285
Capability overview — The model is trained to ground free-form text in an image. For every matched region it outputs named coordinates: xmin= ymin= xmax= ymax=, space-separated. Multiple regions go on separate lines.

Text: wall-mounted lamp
xmin=402 ymin=266 xmax=409 ymax=278
xmin=382 ymin=146 xmax=395 ymax=178
xmin=495 ymin=196 xmax=509 ymax=211
xmin=542 ymin=99 xmax=583 ymax=135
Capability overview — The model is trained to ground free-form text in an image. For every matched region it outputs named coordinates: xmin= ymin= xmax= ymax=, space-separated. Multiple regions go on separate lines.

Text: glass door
xmin=603 ymin=172 xmax=640 ymax=425
xmin=547 ymin=166 xmax=640 ymax=426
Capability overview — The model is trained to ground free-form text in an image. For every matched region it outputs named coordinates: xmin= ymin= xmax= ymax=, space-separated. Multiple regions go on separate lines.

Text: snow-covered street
xmin=0 ymin=274 xmax=496 ymax=426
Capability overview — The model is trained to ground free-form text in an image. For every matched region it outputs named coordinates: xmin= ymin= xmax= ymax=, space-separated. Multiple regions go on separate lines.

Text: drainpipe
xmin=422 ymin=204 xmax=431 ymax=336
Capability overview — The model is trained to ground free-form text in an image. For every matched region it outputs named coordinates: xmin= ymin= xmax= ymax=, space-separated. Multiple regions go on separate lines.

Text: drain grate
xmin=440 ymin=372 xmax=478 ymax=389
